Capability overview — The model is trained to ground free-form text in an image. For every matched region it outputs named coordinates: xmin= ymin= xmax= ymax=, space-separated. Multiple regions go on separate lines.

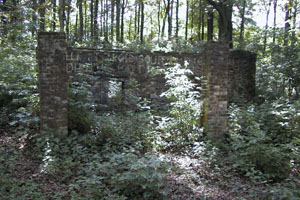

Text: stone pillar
xmin=229 ymin=50 xmax=256 ymax=103
xmin=202 ymin=42 xmax=229 ymax=141
xmin=37 ymin=32 xmax=68 ymax=135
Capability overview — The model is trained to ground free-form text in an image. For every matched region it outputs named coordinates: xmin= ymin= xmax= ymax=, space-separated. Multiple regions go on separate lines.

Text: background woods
xmin=0 ymin=0 xmax=300 ymax=199
xmin=1 ymin=0 xmax=298 ymax=49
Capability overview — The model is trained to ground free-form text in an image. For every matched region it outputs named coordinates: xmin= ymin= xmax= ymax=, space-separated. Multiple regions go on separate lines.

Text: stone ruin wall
xmin=37 ymin=32 xmax=256 ymax=140
xmin=66 ymin=48 xmax=205 ymax=110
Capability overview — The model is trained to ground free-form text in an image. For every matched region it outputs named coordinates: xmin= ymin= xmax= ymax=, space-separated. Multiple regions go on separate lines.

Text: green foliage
xmin=75 ymin=151 xmax=170 ymax=199
xmin=0 ymin=39 xmax=39 ymax=130
xmin=155 ymin=63 xmax=203 ymax=151
xmin=227 ymin=101 xmax=300 ymax=181
xmin=68 ymin=72 xmax=97 ymax=134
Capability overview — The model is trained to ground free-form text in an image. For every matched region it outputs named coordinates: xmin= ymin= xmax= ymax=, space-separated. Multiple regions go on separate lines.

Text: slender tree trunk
xmin=116 ymin=0 xmax=121 ymax=41
xmin=75 ymin=12 xmax=78 ymax=39
xmin=197 ymin=0 xmax=202 ymax=41
xmin=167 ymin=0 xmax=172 ymax=40
xmin=291 ymin=0 xmax=298 ymax=47
xmin=121 ymin=0 xmax=125 ymax=42
xmin=185 ymin=0 xmax=188 ymax=40
xmin=161 ymin=0 xmax=167 ymax=38
xmin=284 ymin=0 xmax=291 ymax=46
xmin=190 ymin=0 xmax=193 ymax=37
xmin=273 ymin=0 xmax=278 ymax=43
xmin=201 ymin=8 xmax=204 ymax=40
xmin=134 ymin=1 xmax=138 ymax=39
xmin=175 ymin=0 xmax=179 ymax=38
xmin=84 ymin=0 xmax=88 ymax=39
xmin=105 ymin=0 xmax=108 ymax=41
xmin=239 ymin=0 xmax=246 ymax=49
xmin=111 ymin=0 xmax=115 ymax=41
xmin=91 ymin=0 xmax=94 ymax=38
xmin=79 ymin=0 xmax=83 ymax=41
xmin=263 ymin=0 xmax=271 ymax=55
xmin=94 ymin=0 xmax=99 ymax=40
xmin=53 ymin=0 xmax=57 ymax=31
xmin=59 ymin=0 xmax=65 ymax=32
xmin=207 ymin=10 xmax=213 ymax=41
xmin=140 ymin=0 xmax=144 ymax=43
xmin=66 ymin=0 xmax=71 ymax=39
xmin=158 ymin=0 xmax=161 ymax=39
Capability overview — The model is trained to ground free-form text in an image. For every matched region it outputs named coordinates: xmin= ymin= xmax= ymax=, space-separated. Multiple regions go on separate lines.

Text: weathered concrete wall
xmin=37 ymin=32 xmax=68 ymax=135
xmin=37 ymin=32 xmax=256 ymax=141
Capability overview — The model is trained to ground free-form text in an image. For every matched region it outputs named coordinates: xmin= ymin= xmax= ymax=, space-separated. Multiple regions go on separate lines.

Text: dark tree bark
xmin=59 ymin=0 xmax=65 ymax=32
xmin=66 ymin=0 xmax=71 ymax=39
xmin=140 ymin=0 xmax=144 ymax=43
xmin=116 ymin=0 xmax=121 ymax=41
xmin=207 ymin=9 xmax=214 ymax=41
xmin=175 ymin=0 xmax=179 ymax=38
xmin=121 ymin=0 xmax=126 ymax=42
xmin=207 ymin=0 xmax=233 ymax=48
xmin=90 ymin=0 xmax=94 ymax=38
xmin=161 ymin=0 xmax=167 ymax=38
xmin=111 ymin=0 xmax=115 ymax=41
xmin=94 ymin=0 xmax=99 ymax=40
xmin=185 ymin=0 xmax=189 ymax=40
xmin=78 ymin=0 xmax=84 ymax=41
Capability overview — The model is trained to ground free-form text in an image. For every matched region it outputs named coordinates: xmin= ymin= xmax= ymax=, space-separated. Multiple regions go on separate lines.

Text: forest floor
xmin=1 ymin=131 xmax=299 ymax=200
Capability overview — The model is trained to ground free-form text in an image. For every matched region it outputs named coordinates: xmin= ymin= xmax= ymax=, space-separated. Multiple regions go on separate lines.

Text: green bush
xmin=79 ymin=151 xmax=170 ymax=199
xmin=155 ymin=63 xmax=203 ymax=152
xmin=227 ymin=101 xmax=300 ymax=181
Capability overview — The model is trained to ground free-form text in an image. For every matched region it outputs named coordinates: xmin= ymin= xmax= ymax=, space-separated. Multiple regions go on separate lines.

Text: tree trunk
xmin=90 ymin=0 xmax=94 ymax=38
xmin=207 ymin=0 xmax=233 ymax=48
xmin=161 ymin=0 xmax=167 ymax=38
xmin=284 ymin=0 xmax=291 ymax=46
xmin=175 ymin=0 xmax=179 ymax=38
xmin=207 ymin=10 xmax=213 ymax=41
xmin=121 ymin=0 xmax=126 ymax=42
xmin=263 ymin=0 xmax=272 ymax=55
xmin=59 ymin=0 xmax=65 ymax=32
xmin=273 ymin=0 xmax=278 ymax=43
xmin=239 ymin=0 xmax=246 ymax=49
xmin=185 ymin=0 xmax=188 ymax=40
xmin=111 ymin=0 xmax=115 ymax=41
xmin=66 ymin=0 xmax=71 ymax=39
xmin=78 ymin=0 xmax=83 ymax=41
xmin=94 ymin=0 xmax=99 ymax=40
xmin=116 ymin=0 xmax=121 ymax=41
xmin=158 ymin=0 xmax=161 ymax=39
xmin=140 ymin=0 xmax=144 ymax=43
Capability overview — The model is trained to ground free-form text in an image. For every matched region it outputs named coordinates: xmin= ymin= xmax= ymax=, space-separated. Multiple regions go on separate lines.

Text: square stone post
xmin=202 ymin=42 xmax=229 ymax=142
xmin=37 ymin=32 xmax=68 ymax=135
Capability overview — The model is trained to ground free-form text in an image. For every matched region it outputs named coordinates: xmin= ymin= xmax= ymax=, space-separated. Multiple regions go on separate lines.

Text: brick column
xmin=202 ymin=42 xmax=229 ymax=141
xmin=37 ymin=32 xmax=68 ymax=135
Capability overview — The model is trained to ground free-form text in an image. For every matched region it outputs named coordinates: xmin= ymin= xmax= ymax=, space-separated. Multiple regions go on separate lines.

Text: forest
xmin=0 ymin=0 xmax=300 ymax=199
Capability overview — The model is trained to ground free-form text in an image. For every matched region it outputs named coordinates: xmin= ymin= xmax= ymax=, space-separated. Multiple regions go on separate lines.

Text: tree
xmin=207 ymin=0 xmax=233 ymax=48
